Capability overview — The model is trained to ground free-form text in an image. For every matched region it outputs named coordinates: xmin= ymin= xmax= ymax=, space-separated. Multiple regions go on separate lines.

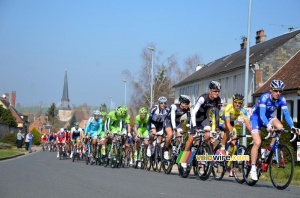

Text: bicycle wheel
xmin=233 ymin=145 xmax=246 ymax=184
xmin=161 ymin=146 xmax=174 ymax=174
xmin=269 ymin=144 xmax=294 ymax=190
xmin=211 ymin=145 xmax=226 ymax=180
xmin=154 ymin=144 xmax=162 ymax=172
xmin=144 ymin=149 xmax=152 ymax=171
xmin=242 ymin=144 xmax=260 ymax=186
xmin=195 ymin=143 xmax=213 ymax=181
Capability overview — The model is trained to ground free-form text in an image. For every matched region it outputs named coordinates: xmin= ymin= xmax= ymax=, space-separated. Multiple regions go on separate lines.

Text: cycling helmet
xmin=116 ymin=105 xmax=128 ymax=116
xmin=93 ymin=110 xmax=101 ymax=116
xmin=209 ymin=81 xmax=221 ymax=90
xmin=270 ymin=80 xmax=285 ymax=90
xmin=100 ymin=111 xmax=107 ymax=117
xmin=179 ymin=95 xmax=191 ymax=104
xmin=139 ymin=107 xmax=148 ymax=115
xmin=158 ymin=96 xmax=167 ymax=104
xmin=74 ymin=122 xmax=79 ymax=126
xmin=60 ymin=128 xmax=64 ymax=132
xmin=233 ymin=93 xmax=244 ymax=101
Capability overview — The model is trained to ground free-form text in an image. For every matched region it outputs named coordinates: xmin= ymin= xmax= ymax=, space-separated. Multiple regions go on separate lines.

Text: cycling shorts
xmin=250 ymin=114 xmax=276 ymax=133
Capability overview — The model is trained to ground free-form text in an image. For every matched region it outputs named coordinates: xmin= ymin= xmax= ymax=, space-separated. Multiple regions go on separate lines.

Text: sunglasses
xmin=272 ymin=89 xmax=283 ymax=93
xmin=212 ymin=90 xmax=220 ymax=93
xmin=159 ymin=102 xmax=166 ymax=105
xmin=233 ymin=101 xmax=243 ymax=105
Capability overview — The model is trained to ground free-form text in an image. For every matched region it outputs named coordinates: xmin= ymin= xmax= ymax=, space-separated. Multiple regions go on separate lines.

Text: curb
xmin=0 ymin=153 xmax=25 ymax=161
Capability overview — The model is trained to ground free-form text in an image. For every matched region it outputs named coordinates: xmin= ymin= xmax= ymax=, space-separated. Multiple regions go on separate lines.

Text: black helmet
xmin=233 ymin=93 xmax=244 ymax=101
xmin=179 ymin=95 xmax=191 ymax=104
xmin=209 ymin=81 xmax=221 ymax=90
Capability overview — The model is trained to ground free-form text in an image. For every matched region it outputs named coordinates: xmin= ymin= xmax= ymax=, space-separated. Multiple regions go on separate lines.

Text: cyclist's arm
xmin=170 ymin=104 xmax=177 ymax=130
xmin=258 ymin=96 xmax=269 ymax=128
xmin=279 ymin=98 xmax=294 ymax=128
xmin=84 ymin=122 xmax=90 ymax=136
xmin=191 ymin=96 xmax=205 ymax=127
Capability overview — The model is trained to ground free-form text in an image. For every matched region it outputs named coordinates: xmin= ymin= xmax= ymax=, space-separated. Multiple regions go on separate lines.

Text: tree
xmin=0 ymin=105 xmax=17 ymax=127
xmin=30 ymin=127 xmax=42 ymax=145
xmin=122 ymin=44 xmax=202 ymax=113
xmin=68 ymin=114 xmax=77 ymax=130
xmin=45 ymin=103 xmax=60 ymax=132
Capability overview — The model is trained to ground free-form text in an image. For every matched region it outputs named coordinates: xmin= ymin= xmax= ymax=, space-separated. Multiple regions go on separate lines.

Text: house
xmin=0 ymin=91 xmax=29 ymax=135
xmin=173 ymin=29 xmax=300 ymax=122
xmin=253 ymin=51 xmax=300 ymax=123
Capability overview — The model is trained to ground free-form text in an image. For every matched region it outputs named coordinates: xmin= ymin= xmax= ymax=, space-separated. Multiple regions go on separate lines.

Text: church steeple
xmin=61 ymin=69 xmax=70 ymax=110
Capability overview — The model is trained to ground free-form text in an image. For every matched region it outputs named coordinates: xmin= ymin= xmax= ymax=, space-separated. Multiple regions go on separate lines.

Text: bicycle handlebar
xmin=263 ymin=128 xmax=297 ymax=142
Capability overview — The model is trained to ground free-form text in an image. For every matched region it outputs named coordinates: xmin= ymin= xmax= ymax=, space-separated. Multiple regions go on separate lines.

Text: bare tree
xmin=123 ymin=45 xmax=202 ymax=114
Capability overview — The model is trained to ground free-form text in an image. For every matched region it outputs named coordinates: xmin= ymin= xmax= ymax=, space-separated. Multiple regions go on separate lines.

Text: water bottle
xmin=191 ymin=146 xmax=196 ymax=152
xmin=261 ymin=146 xmax=266 ymax=159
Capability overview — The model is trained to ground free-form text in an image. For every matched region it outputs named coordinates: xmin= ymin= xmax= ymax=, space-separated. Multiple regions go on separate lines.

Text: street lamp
xmin=148 ymin=46 xmax=154 ymax=108
xmin=122 ymin=79 xmax=127 ymax=106
xmin=109 ymin=96 xmax=113 ymax=111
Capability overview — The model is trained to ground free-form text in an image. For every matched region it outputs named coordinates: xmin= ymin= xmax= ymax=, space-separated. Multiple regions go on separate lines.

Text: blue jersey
xmin=84 ymin=117 xmax=102 ymax=136
xmin=251 ymin=92 xmax=294 ymax=128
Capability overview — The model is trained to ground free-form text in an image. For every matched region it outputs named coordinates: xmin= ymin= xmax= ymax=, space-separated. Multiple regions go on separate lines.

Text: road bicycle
xmin=242 ymin=128 xmax=297 ymax=190
xmin=152 ymin=128 xmax=165 ymax=173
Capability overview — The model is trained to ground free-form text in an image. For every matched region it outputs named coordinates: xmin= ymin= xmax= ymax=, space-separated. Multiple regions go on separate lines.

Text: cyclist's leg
xmin=91 ymin=134 xmax=97 ymax=157
xmin=250 ymin=115 xmax=262 ymax=180
xmin=269 ymin=118 xmax=283 ymax=146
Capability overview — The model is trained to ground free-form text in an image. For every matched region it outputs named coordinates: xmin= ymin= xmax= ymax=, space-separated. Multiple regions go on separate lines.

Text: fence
xmin=0 ymin=123 xmax=19 ymax=140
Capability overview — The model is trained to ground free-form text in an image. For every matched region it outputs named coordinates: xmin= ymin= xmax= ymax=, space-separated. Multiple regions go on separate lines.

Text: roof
xmin=253 ymin=50 xmax=300 ymax=95
xmin=174 ymin=30 xmax=300 ymax=87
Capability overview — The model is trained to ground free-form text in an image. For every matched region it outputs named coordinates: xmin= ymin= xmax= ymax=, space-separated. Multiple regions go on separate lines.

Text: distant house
xmin=173 ymin=29 xmax=300 ymax=122
xmin=0 ymin=91 xmax=29 ymax=135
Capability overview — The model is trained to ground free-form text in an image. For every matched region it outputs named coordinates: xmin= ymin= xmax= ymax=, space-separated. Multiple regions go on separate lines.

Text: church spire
xmin=61 ymin=69 xmax=70 ymax=110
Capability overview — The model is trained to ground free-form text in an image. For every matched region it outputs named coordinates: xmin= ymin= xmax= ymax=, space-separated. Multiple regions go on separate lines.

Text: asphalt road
xmin=0 ymin=150 xmax=300 ymax=198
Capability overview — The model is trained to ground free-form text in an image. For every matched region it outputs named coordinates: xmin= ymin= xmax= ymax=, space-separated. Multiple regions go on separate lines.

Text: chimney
xmin=240 ymin=37 xmax=247 ymax=49
xmin=255 ymin=68 xmax=263 ymax=89
xmin=4 ymin=92 xmax=9 ymax=103
xmin=11 ymin=91 xmax=16 ymax=108
xmin=255 ymin=30 xmax=267 ymax=44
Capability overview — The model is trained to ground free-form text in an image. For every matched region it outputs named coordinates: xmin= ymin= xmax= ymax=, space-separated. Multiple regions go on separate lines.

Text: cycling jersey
xmin=85 ymin=117 xmax=102 ymax=138
xmin=71 ymin=127 xmax=83 ymax=140
xmin=191 ymin=93 xmax=221 ymax=131
xmin=135 ymin=114 xmax=149 ymax=138
xmin=251 ymin=92 xmax=294 ymax=130
xmin=165 ymin=104 xmax=190 ymax=131
xmin=219 ymin=103 xmax=249 ymax=134
xmin=56 ymin=131 xmax=66 ymax=143
xmin=149 ymin=105 xmax=169 ymax=131
xmin=107 ymin=111 xmax=130 ymax=134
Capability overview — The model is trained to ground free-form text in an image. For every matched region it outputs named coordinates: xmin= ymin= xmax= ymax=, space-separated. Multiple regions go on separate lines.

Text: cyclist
xmin=70 ymin=122 xmax=84 ymax=158
xmin=65 ymin=129 xmax=71 ymax=156
xmin=40 ymin=133 xmax=48 ymax=150
xmin=99 ymin=111 xmax=108 ymax=157
xmin=186 ymin=81 xmax=222 ymax=152
xmin=164 ymin=95 xmax=191 ymax=160
xmin=48 ymin=132 xmax=55 ymax=151
xmin=133 ymin=107 xmax=150 ymax=165
xmin=106 ymin=105 xmax=131 ymax=159
xmin=249 ymin=80 xmax=300 ymax=180
xmin=84 ymin=110 xmax=102 ymax=163
xmin=56 ymin=128 xmax=67 ymax=158
xmin=148 ymin=96 xmax=169 ymax=157
xmin=219 ymin=93 xmax=251 ymax=176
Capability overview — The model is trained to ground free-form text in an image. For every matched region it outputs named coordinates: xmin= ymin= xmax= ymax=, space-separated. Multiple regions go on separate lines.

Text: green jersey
xmin=134 ymin=114 xmax=149 ymax=129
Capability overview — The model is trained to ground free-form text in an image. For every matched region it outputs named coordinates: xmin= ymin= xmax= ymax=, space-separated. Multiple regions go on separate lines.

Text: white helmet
xmin=158 ymin=96 xmax=167 ymax=103
xmin=93 ymin=110 xmax=101 ymax=116
xmin=270 ymin=80 xmax=285 ymax=90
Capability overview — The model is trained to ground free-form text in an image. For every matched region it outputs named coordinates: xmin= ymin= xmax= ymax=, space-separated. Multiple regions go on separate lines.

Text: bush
xmin=0 ymin=133 xmax=17 ymax=146
xmin=30 ymin=128 xmax=42 ymax=145
xmin=0 ymin=142 xmax=12 ymax=149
